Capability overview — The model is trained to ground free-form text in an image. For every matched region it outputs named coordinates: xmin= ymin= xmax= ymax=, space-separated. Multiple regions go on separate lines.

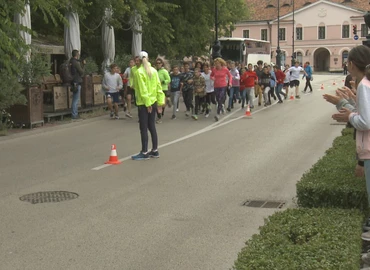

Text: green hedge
xmin=233 ymin=208 xmax=363 ymax=270
xmin=296 ymin=128 xmax=368 ymax=211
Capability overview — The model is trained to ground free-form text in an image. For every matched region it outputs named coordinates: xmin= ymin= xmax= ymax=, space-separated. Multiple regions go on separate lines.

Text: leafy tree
xmin=142 ymin=0 xmax=248 ymax=59
xmin=0 ymin=0 xmax=70 ymax=111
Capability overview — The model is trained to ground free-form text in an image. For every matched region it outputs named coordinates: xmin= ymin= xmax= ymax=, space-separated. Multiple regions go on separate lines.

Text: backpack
xmin=60 ymin=61 xmax=73 ymax=85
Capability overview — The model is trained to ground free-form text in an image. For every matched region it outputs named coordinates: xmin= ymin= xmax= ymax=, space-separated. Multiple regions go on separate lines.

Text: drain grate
xmin=243 ymin=200 xmax=285 ymax=209
xmin=19 ymin=191 xmax=79 ymax=204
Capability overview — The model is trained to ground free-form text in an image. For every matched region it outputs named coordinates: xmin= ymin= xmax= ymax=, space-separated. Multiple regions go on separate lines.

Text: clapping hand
xmin=323 ymin=94 xmax=341 ymax=105
xmin=332 ymin=107 xmax=352 ymax=122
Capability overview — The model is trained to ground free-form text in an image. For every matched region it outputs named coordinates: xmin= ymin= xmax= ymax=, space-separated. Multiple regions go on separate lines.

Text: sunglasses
xmin=156 ymin=62 xmax=162 ymax=65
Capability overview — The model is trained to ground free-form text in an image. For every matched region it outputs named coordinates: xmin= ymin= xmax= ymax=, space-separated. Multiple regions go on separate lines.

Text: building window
xmin=279 ymin=28 xmax=286 ymax=41
xmin=361 ymin=24 xmax=369 ymax=37
xmin=243 ymin=30 xmax=249 ymax=38
xmin=342 ymin=25 xmax=349 ymax=38
xmin=261 ymin=29 xmax=268 ymax=41
xmin=318 ymin=26 xmax=325 ymax=39
xmin=296 ymin=27 xmax=303 ymax=40
xmin=342 ymin=50 xmax=349 ymax=64
xmin=296 ymin=52 xmax=303 ymax=65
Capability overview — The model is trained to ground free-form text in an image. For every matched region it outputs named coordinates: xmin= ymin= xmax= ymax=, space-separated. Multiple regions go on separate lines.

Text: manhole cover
xmin=243 ymin=200 xmax=285 ymax=209
xmin=19 ymin=191 xmax=79 ymax=204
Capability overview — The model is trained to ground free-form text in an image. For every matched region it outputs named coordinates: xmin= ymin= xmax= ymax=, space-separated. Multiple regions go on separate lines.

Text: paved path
xmin=0 ymin=74 xmax=347 ymax=270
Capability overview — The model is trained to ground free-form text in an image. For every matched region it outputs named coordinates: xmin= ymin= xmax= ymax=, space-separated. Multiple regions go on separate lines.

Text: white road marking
xmin=91 ymin=100 xmax=279 ymax=171
xmin=92 ymin=78 xmax=343 ymax=171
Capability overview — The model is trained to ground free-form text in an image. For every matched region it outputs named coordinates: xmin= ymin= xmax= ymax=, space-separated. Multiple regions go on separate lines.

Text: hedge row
xmin=233 ymin=208 xmax=363 ymax=270
xmin=296 ymin=128 xmax=368 ymax=211
xmin=233 ymin=128 xmax=366 ymax=269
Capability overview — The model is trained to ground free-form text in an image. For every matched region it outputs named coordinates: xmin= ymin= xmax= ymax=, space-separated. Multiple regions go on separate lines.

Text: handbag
xmin=70 ymin=83 xmax=78 ymax=93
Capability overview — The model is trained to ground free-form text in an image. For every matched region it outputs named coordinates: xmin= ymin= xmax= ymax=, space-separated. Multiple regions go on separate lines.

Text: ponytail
xmin=142 ymin=57 xmax=152 ymax=78
xmin=366 ymin=64 xmax=370 ymax=81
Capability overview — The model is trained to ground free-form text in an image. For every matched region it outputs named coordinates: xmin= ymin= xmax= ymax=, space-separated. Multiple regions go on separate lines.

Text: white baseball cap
xmin=139 ymin=51 xmax=148 ymax=60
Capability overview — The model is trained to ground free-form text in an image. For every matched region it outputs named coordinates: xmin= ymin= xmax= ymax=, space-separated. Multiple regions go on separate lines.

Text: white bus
xmin=218 ymin=37 xmax=272 ymax=66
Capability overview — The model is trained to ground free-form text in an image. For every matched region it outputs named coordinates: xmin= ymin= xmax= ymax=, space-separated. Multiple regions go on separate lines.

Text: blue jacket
xmin=270 ymin=70 xmax=276 ymax=88
xmin=304 ymin=65 xmax=312 ymax=79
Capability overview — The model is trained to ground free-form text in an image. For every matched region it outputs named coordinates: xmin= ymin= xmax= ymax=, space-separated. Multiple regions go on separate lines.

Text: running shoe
xmin=110 ymin=111 xmax=114 ymax=118
xmin=156 ymin=119 xmax=162 ymax=124
xmin=125 ymin=112 xmax=133 ymax=118
xmin=205 ymin=113 xmax=209 ymax=118
xmin=148 ymin=150 xmax=160 ymax=158
xmin=115 ymin=115 xmax=120 ymax=120
xmin=171 ymin=115 xmax=176 ymax=120
xmin=131 ymin=152 xmax=150 ymax=161
xmin=296 ymin=95 xmax=301 ymax=99
xmin=192 ymin=115 xmax=198 ymax=120
xmin=214 ymin=115 xmax=219 ymax=122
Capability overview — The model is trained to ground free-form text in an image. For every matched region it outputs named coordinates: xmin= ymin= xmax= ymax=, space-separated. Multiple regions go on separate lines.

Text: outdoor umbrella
xmin=102 ymin=8 xmax=115 ymax=73
xmin=64 ymin=11 xmax=81 ymax=60
xmin=14 ymin=1 xmax=32 ymax=62
xmin=131 ymin=11 xmax=142 ymax=57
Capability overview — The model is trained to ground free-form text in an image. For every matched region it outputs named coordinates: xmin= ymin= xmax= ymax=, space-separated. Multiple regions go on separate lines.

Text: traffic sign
xmin=354 ymin=35 xmax=359 ymax=40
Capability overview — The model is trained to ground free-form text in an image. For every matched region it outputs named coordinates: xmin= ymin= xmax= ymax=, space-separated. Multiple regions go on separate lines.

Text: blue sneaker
xmin=148 ymin=150 xmax=160 ymax=158
xmin=131 ymin=152 xmax=149 ymax=161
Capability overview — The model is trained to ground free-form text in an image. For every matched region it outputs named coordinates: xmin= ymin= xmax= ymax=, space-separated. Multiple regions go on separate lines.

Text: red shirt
xmin=241 ymin=71 xmax=258 ymax=88
xmin=211 ymin=67 xmax=232 ymax=88
xmin=275 ymin=70 xmax=286 ymax=84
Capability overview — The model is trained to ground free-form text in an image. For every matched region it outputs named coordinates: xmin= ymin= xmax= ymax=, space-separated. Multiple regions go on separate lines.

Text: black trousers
xmin=194 ymin=96 xmax=206 ymax=115
xmin=138 ymin=103 xmax=158 ymax=153
xmin=304 ymin=77 xmax=313 ymax=92
xmin=182 ymin=90 xmax=194 ymax=112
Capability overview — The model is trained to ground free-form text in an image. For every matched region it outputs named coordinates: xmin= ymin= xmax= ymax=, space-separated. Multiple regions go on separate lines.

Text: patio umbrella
xmin=14 ymin=1 xmax=32 ymax=62
xmin=102 ymin=8 xmax=115 ymax=73
xmin=131 ymin=11 xmax=142 ymax=57
xmin=64 ymin=11 xmax=81 ymax=60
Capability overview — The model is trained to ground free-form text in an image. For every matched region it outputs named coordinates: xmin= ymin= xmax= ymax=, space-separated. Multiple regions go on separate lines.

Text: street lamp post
xmin=212 ymin=0 xmax=222 ymax=59
xmin=291 ymin=0 xmax=295 ymax=66
xmin=363 ymin=11 xmax=370 ymax=48
xmin=276 ymin=0 xmax=281 ymax=68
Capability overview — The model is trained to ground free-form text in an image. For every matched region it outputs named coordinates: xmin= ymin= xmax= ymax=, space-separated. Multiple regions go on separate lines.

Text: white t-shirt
xmin=124 ymin=67 xmax=131 ymax=87
xmin=201 ymin=72 xmax=214 ymax=93
xmin=288 ymin=66 xmax=304 ymax=81
xmin=284 ymin=69 xmax=290 ymax=83
xmin=102 ymin=72 xmax=123 ymax=93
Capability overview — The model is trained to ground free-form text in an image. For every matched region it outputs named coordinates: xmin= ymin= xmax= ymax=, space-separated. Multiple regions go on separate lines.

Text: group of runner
xmin=102 ymin=57 xmax=312 ymax=122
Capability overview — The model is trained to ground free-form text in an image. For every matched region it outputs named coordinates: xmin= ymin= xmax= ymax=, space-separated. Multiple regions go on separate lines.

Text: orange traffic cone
xmin=105 ymin=144 xmax=121 ymax=165
xmin=320 ymin=84 xmax=324 ymax=90
xmin=332 ymin=80 xmax=336 ymax=86
xmin=245 ymin=105 xmax=251 ymax=116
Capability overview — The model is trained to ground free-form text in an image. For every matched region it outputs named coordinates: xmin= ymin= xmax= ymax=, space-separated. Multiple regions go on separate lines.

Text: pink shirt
xmin=211 ymin=67 xmax=232 ymax=88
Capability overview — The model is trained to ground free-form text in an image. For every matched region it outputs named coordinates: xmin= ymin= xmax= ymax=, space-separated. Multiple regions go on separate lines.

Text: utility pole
xmin=363 ymin=11 xmax=370 ymax=48
xmin=212 ymin=0 xmax=222 ymax=59
xmin=276 ymin=0 xmax=281 ymax=68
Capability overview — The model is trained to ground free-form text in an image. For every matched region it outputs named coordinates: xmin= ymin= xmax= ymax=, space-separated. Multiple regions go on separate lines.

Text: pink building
xmin=233 ymin=0 xmax=368 ymax=72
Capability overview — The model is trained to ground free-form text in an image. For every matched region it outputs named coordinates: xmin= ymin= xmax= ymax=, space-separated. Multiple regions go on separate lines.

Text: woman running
xmin=211 ymin=58 xmax=232 ymax=122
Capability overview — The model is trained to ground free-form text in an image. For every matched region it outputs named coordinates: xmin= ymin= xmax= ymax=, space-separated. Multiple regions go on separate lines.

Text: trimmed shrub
xmin=233 ymin=208 xmax=363 ymax=270
xmin=296 ymin=128 xmax=368 ymax=211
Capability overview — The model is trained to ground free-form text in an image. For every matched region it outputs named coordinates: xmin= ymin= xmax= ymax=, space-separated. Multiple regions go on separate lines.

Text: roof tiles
xmin=245 ymin=0 xmax=368 ymax=21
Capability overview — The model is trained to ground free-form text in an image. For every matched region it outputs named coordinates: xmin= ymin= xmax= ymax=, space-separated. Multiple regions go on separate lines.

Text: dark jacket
xmin=70 ymin=58 xmax=85 ymax=84
xmin=260 ymin=72 xmax=271 ymax=88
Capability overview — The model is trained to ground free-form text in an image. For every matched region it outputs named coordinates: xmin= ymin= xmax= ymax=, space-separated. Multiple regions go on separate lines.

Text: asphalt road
xmin=0 ymin=74 xmax=347 ymax=270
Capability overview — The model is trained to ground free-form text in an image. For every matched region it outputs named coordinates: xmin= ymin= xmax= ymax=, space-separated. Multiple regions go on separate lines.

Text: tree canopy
xmin=0 ymin=0 xmax=248 ymax=110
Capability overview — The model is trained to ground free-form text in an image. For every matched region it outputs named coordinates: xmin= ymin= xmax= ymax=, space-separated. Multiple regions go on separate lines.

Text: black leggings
xmin=206 ymin=92 xmax=216 ymax=105
xmin=138 ymin=103 xmax=158 ymax=153
xmin=304 ymin=77 xmax=313 ymax=92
